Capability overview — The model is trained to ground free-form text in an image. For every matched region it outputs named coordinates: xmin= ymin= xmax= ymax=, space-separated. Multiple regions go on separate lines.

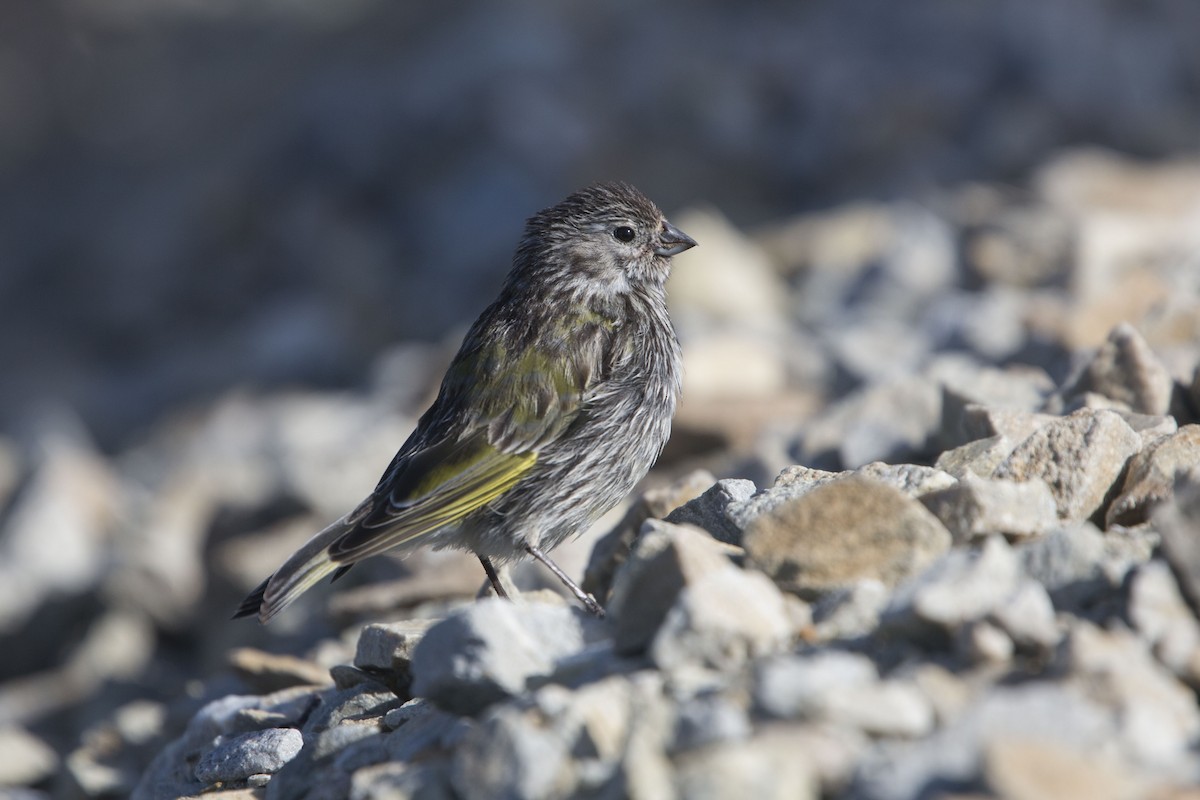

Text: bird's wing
xmin=327 ymin=431 xmax=538 ymax=563
xmin=329 ymin=319 xmax=612 ymax=564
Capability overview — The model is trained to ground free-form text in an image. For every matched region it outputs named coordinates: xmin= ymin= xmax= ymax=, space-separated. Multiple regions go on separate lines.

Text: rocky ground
xmin=3 ymin=148 xmax=1200 ymax=799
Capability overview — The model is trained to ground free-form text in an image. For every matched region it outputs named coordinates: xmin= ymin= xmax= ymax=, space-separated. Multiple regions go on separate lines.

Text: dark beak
xmin=655 ymin=220 xmax=697 ymax=257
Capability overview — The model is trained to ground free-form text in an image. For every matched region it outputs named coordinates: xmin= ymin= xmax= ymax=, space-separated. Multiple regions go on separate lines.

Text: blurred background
xmin=3 ymin=0 xmax=1200 ymax=796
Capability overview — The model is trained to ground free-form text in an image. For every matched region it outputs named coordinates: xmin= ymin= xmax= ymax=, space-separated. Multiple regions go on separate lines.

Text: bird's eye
xmin=612 ymin=226 xmax=636 ymax=243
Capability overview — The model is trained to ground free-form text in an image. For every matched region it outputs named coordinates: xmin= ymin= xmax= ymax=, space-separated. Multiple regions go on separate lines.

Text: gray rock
xmin=381 ymin=701 xmax=470 ymax=764
xmin=450 ymin=703 xmax=574 ymax=800
xmin=410 ymin=599 xmax=602 ymax=716
xmin=743 ymin=476 xmax=952 ymax=598
xmin=649 ymin=566 xmax=793 ymax=672
xmin=947 ymin=404 xmax=1057 ymax=451
xmin=134 ymin=687 xmax=322 ymax=800
xmin=674 ymin=730 xmax=819 ymax=800
xmin=993 ymin=408 xmax=1142 ymax=522
xmin=920 ymin=473 xmax=1059 ymax=543
xmin=990 ymin=579 xmax=1061 ymax=651
xmin=850 ymin=682 xmax=1120 ymax=800
xmin=884 ymin=536 xmax=1022 ymax=637
xmin=0 ymin=430 xmax=121 ymax=633
xmin=349 ymin=760 xmax=455 ymax=800
xmin=795 ymin=375 xmax=942 ymax=469
xmin=811 ymin=580 xmax=889 ymax=642
xmin=1060 ymin=620 xmax=1200 ymax=770
xmin=1107 ymin=424 xmax=1200 ymax=527
xmin=0 ymin=727 xmax=58 ymax=787
xmin=194 ymin=728 xmax=303 ymax=785
xmin=754 ymin=652 xmax=932 ymax=737
xmin=933 ymin=435 xmax=1017 ymax=480
xmin=852 ymin=462 xmax=957 ymax=498
xmin=665 ymin=478 xmax=757 ymax=545
xmin=1153 ymin=474 xmax=1200 ymax=617
xmin=936 ymin=361 xmax=1055 ymax=449
xmin=607 ymin=521 xmax=736 ymax=656
xmin=728 ymin=461 xmax=953 ymax=530
xmin=353 ymin=619 xmax=437 ymax=695
xmin=263 ymin=687 xmax=404 ymax=800
xmin=959 ymin=620 xmax=1015 ymax=664
xmin=755 ymin=651 xmax=878 ymax=719
xmin=1113 ymin=410 xmax=1178 ymax=448
xmin=1016 ymin=522 xmax=1109 ymax=600
xmin=671 ymin=691 xmax=752 ymax=752
xmin=583 ymin=470 xmax=718 ymax=602
xmin=1126 ymin=561 xmax=1200 ymax=687
xmin=1062 ymin=322 xmax=1174 ymax=415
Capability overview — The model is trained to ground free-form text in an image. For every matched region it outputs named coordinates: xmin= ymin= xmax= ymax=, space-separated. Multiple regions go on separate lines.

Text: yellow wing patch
xmin=327 ymin=438 xmax=537 ymax=564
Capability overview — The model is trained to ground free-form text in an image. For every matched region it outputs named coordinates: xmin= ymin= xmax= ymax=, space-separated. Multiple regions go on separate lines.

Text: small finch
xmin=234 ymin=182 xmax=696 ymax=622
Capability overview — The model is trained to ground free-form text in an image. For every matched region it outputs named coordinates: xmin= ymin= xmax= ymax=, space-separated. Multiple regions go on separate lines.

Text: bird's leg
xmin=525 ymin=544 xmax=605 ymax=618
xmin=477 ymin=555 xmax=510 ymax=599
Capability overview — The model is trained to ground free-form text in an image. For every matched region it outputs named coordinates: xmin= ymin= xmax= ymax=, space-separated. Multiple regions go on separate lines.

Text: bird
xmin=234 ymin=182 xmax=696 ymax=623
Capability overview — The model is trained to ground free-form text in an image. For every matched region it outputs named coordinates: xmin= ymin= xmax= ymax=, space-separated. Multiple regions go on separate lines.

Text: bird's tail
xmin=232 ymin=515 xmax=353 ymax=623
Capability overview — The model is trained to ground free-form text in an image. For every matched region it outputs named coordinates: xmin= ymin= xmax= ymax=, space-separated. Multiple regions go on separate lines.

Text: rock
xmin=1016 ymin=523 xmax=1110 ymax=607
xmin=349 ymin=760 xmax=455 ymax=800
xmin=811 ymin=580 xmax=889 ymax=642
xmin=726 ymin=461 xmax=953 ymax=529
xmin=936 ymin=361 xmax=1055 ymax=449
xmin=828 ymin=318 xmax=932 ymax=385
xmin=194 ymin=728 xmax=304 ymax=785
xmin=0 ymin=429 xmax=122 ymax=633
xmin=990 ymin=579 xmax=1061 ymax=652
xmin=1126 ymin=561 xmax=1200 ymax=687
xmin=960 ymin=620 xmax=1015 ymax=664
xmin=850 ymin=682 xmax=1119 ymax=800
xmin=1060 ymin=621 xmax=1200 ymax=770
xmin=671 ymin=690 xmax=752 ymax=752
xmin=1151 ymin=475 xmax=1200 ymax=617
xmin=673 ymin=729 xmax=819 ymax=800
xmin=992 ymin=408 xmax=1141 ymax=522
xmin=1107 ymin=425 xmax=1200 ymax=527
xmin=884 ymin=536 xmax=1022 ymax=639
xmin=353 ymin=620 xmax=437 ymax=696
xmin=1112 ymin=410 xmax=1177 ymax=447
xmin=743 ymin=477 xmax=951 ymax=598
xmin=450 ymin=703 xmax=574 ymax=800
xmin=649 ymin=566 xmax=793 ymax=672
xmin=410 ymin=599 xmax=603 ymax=716
xmin=933 ymin=435 xmax=1017 ymax=480
xmin=1061 ymin=322 xmax=1174 ymax=415
xmin=583 ymin=470 xmax=718 ymax=602
xmin=229 ymin=648 xmax=333 ymax=694
xmin=134 ymin=688 xmax=322 ymax=800
xmin=983 ymin=738 xmax=1147 ymax=800
xmin=664 ymin=478 xmax=757 ymax=545
xmin=262 ymin=687 xmax=405 ymax=800
xmin=795 ymin=376 xmax=942 ymax=469
xmin=946 ymin=405 xmax=1056 ymax=452
xmin=920 ymin=473 xmax=1060 ymax=543
xmin=681 ymin=332 xmax=789 ymax=400
xmin=755 ymin=651 xmax=878 ymax=719
xmin=754 ymin=652 xmax=932 ymax=737
xmin=667 ymin=208 xmax=787 ymax=334
xmin=0 ymin=726 xmax=57 ymax=787
xmin=607 ymin=521 xmax=737 ymax=656
xmin=851 ymin=462 xmax=957 ymax=498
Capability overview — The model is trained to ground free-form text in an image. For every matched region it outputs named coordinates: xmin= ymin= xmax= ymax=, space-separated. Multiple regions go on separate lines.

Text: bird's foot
xmin=525 ymin=543 xmax=606 ymax=618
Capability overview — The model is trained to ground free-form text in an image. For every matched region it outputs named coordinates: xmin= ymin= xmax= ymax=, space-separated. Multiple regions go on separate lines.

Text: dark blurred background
xmin=4 ymin=0 xmax=1200 ymax=451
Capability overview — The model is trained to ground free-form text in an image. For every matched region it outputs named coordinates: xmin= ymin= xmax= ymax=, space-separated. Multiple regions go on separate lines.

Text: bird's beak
xmin=655 ymin=221 xmax=698 ymax=257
